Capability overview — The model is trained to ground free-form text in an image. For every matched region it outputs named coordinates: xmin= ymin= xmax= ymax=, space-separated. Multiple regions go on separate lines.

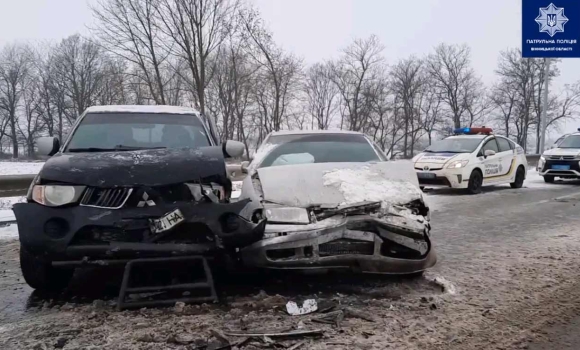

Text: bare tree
xmin=303 ymin=62 xmax=339 ymax=130
xmin=18 ymin=73 xmax=45 ymax=156
xmin=426 ymin=43 xmax=477 ymax=129
xmin=390 ymin=56 xmax=425 ymax=157
xmin=92 ymin=0 xmax=170 ymax=104
xmin=0 ymin=44 xmax=31 ymax=157
xmin=157 ymin=0 xmax=240 ymax=114
xmin=331 ymin=35 xmax=385 ymax=132
xmin=491 ymin=79 xmax=517 ymax=137
xmin=420 ymin=78 xmax=443 ymax=145
xmin=241 ymin=9 xmax=302 ymax=138
xmin=53 ymin=35 xmax=107 ymax=123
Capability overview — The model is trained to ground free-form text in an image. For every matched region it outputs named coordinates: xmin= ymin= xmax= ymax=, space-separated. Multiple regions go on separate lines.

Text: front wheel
xmin=467 ymin=170 xmax=483 ymax=194
xmin=20 ymin=246 xmax=74 ymax=292
xmin=543 ymin=175 xmax=555 ymax=183
xmin=510 ymin=167 xmax=525 ymax=188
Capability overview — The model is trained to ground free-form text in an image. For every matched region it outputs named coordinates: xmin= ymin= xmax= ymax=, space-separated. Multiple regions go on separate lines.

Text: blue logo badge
xmin=522 ymin=0 xmax=580 ymax=58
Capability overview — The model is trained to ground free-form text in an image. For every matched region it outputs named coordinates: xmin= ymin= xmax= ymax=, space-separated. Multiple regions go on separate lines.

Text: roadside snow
xmin=0 ymin=224 xmax=18 ymax=240
xmin=322 ymin=166 xmax=422 ymax=209
xmin=0 ymin=196 xmax=26 ymax=210
xmin=0 ymin=162 xmax=44 ymax=175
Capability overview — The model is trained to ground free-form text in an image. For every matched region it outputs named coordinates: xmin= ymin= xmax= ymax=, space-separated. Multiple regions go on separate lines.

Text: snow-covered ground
xmin=0 ymin=161 xmax=44 ymax=176
xmin=0 ymin=224 xmax=18 ymax=239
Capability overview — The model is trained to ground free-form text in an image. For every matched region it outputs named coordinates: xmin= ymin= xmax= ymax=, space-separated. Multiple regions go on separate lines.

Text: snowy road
xmin=1 ymin=171 xmax=580 ymax=349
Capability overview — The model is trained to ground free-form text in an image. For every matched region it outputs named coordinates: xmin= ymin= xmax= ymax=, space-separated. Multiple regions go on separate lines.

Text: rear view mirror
xmin=37 ymin=136 xmax=60 ymax=156
xmin=223 ymin=140 xmax=245 ymax=158
xmin=484 ymin=149 xmax=496 ymax=157
xmin=241 ymin=161 xmax=250 ymax=174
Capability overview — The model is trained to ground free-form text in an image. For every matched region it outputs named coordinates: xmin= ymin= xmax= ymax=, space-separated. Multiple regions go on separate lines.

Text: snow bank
xmin=0 ymin=196 xmax=26 ymax=210
xmin=0 ymin=162 xmax=44 ymax=176
xmin=322 ymin=166 xmax=422 ymax=208
xmin=0 ymin=224 xmax=18 ymax=240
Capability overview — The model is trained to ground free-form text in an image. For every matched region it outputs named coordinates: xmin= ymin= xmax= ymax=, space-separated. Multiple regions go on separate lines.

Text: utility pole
xmin=539 ymin=57 xmax=551 ymax=153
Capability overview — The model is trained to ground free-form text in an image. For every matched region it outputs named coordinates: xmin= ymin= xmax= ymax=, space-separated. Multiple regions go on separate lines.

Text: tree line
xmin=0 ymin=0 xmax=578 ymax=158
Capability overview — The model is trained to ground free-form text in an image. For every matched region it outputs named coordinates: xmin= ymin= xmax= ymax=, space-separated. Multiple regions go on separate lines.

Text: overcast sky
xmin=0 ymin=0 xmax=578 ymax=134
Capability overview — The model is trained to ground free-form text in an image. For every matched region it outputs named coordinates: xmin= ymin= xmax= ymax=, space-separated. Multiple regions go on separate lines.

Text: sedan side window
xmin=496 ymin=137 xmax=513 ymax=152
xmin=481 ymin=138 xmax=499 ymax=155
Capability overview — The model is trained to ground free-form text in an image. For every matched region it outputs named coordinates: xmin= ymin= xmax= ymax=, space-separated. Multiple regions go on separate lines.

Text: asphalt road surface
xmin=1 ymin=171 xmax=580 ymax=349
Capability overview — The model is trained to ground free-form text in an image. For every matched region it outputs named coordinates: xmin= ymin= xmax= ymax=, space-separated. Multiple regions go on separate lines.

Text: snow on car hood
xmin=414 ymin=152 xmax=464 ymax=165
xmin=542 ymin=148 xmax=580 ymax=157
xmin=256 ymin=161 xmax=423 ymax=209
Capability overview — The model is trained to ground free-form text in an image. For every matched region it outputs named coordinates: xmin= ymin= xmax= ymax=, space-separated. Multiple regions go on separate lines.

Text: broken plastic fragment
xmin=286 ymin=299 xmax=318 ymax=316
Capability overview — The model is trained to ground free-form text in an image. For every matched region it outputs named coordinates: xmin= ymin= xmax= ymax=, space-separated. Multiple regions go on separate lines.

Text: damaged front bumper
xmin=13 ymin=198 xmax=265 ymax=262
xmin=240 ymin=213 xmax=436 ymax=274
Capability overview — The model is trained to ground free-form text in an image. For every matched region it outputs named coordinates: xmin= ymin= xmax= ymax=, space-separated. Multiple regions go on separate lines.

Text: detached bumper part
xmin=240 ymin=215 xmax=436 ymax=274
xmin=13 ymin=199 xmax=265 ymax=261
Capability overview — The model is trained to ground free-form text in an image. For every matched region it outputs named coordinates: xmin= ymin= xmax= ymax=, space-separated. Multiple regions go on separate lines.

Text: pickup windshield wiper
xmin=68 ymin=145 xmax=167 ymax=153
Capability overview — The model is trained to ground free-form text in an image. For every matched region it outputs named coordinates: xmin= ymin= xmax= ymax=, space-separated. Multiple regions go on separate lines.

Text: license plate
xmin=149 ymin=209 xmax=185 ymax=234
xmin=417 ymin=172 xmax=436 ymax=179
xmin=551 ymin=164 xmax=570 ymax=170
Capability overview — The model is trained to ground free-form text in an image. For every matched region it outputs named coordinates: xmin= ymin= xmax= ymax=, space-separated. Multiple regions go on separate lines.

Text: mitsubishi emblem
xmin=560 ymin=156 xmax=564 ymax=160
xmin=137 ymin=192 xmax=156 ymax=207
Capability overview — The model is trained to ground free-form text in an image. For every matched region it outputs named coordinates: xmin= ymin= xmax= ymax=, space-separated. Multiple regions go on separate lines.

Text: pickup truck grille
xmin=80 ymin=188 xmax=133 ymax=209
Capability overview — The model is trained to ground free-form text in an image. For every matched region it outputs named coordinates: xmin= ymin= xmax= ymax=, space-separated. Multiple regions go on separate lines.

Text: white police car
xmin=538 ymin=130 xmax=580 ymax=183
xmin=412 ymin=127 xmax=528 ymax=194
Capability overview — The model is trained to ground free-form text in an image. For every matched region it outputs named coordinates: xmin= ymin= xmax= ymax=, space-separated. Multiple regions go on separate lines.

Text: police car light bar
xmin=453 ymin=127 xmax=493 ymax=135
xmin=577 ymin=128 xmax=580 ymax=132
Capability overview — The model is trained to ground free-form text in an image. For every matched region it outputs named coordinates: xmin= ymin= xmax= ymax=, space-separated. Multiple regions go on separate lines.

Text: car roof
xmin=84 ymin=105 xmax=201 ymax=115
xmin=268 ymin=130 xmax=366 ymax=137
xmin=446 ymin=135 xmax=489 ymax=140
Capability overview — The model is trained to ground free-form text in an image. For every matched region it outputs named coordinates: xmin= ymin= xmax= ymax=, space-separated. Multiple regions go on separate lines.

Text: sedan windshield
xmin=424 ymin=138 xmax=483 ymax=154
xmin=66 ymin=113 xmax=210 ymax=152
xmin=557 ymin=135 xmax=580 ymax=148
xmin=256 ymin=133 xmax=381 ymax=169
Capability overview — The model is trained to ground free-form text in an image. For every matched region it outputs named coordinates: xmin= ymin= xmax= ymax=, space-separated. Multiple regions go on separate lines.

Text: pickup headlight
xmin=32 ymin=185 xmax=86 ymax=207
xmin=265 ymin=207 xmax=310 ymax=225
xmin=446 ymin=160 xmax=469 ymax=169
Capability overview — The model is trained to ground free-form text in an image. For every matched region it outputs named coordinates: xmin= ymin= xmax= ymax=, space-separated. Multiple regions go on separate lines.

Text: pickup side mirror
xmin=241 ymin=161 xmax=250 ymax=174
xmin=223 ymin=140 xmax=245 ymax=158
xmin=37 ymin=136 xmax=60 ymax=156
xmin=484 ymin=149 xmax=496 ymax=157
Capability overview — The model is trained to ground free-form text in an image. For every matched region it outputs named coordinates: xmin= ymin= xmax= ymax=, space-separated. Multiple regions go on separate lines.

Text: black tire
xmin=467 ymin=170 xmax=483 ymax=194
xmin=543 ymin=175 xmax=555 ymax=183
xmin=510 ymin=166 xmax=525 ymax=188
xmin=20 ymin=246 xmax=73 ymax=292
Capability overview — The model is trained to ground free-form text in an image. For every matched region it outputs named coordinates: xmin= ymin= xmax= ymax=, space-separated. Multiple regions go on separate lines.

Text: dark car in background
xmin=14 ymin=105 xmax=265 ymax=292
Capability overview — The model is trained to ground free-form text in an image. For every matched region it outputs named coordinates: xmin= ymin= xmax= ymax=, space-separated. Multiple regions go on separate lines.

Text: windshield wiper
xmin=68 ymin=145 xmax=167 ymax=153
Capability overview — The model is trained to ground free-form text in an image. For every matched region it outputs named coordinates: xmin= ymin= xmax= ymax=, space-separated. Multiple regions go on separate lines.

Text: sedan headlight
xmin=32 ymin=185 xmax=85 ymax=207
xmin=265 ymin=207 xmax=310 ymax=225
xmin=446 ymin=160 xmax=469 ymax=169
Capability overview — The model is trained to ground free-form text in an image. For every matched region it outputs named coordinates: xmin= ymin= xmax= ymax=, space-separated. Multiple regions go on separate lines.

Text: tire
xmin=543 ymin=175 xmax=555 ymax=183
xmin=467 ymin=169 xmax=483 ymax=194
xmin=20 ymin=246 xmax=74 ymax=292
xmin=510 ymin=166 xmax=525 ymax=188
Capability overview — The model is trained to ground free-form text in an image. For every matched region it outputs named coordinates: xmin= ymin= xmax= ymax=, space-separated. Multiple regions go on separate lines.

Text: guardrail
xmin=0 ymin=157 xmax=542 ymax=198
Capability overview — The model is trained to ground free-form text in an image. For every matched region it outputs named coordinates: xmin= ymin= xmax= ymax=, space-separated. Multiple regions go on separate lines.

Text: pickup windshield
xmin=66 ymin=113 xmax=211 ymax=152
xmin=557 ymin=135 xmax=580 ymax=148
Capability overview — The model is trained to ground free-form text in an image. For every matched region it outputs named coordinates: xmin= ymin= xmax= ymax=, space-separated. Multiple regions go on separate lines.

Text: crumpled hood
xmin=543 ymin=148 xmax=580 ymax=157
xmin=255 ymin=161 xmax=424 ymax=209
xmin=414 ymin=152 xmax=464 ymax=165
xmin=40 ymin=147 xmax=229 ymax=187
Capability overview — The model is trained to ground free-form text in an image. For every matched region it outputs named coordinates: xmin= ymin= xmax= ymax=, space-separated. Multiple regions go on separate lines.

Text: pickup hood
xmin=39 ymin=147 xmax=229 ymax=187
xmin=255 ymin=161 xmax=424 ymax=209
xmin=414 ymin=152 xmax=463 ymax=165
xmin=543 ymin=148 xmax=580 ymax=157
